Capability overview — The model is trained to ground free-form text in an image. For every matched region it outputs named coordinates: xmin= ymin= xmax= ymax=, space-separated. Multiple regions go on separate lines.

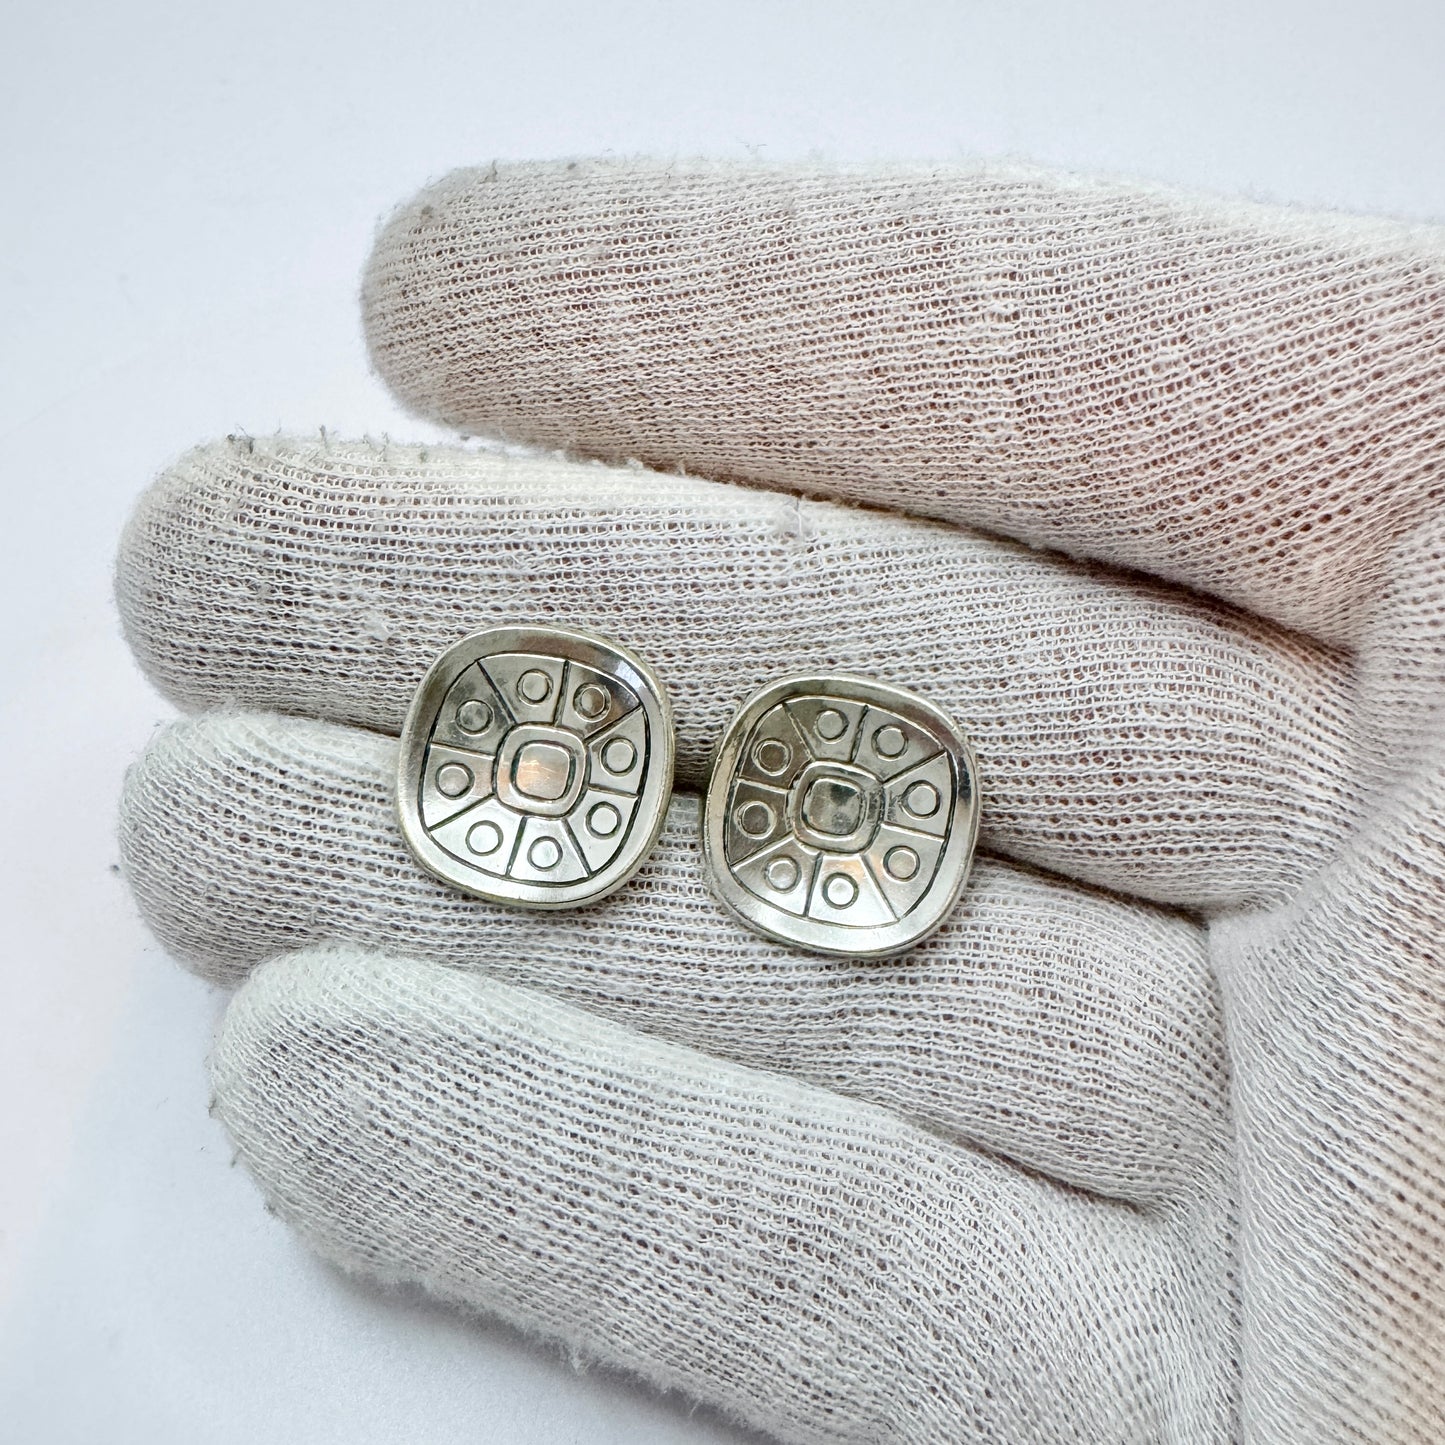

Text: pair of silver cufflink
xmin=396 ymin=625 xmax=980 ymax=959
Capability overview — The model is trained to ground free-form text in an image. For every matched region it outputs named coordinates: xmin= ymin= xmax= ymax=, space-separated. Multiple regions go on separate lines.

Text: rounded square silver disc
xmin=397 ymin=625 xmax=674 ymax=909
xmin=702 ymin=675 xmax=980 ymax=958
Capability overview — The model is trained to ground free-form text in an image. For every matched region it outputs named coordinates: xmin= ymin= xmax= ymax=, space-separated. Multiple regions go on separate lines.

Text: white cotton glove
xmin=115 ymin=161 xmax=1445 ymax=1444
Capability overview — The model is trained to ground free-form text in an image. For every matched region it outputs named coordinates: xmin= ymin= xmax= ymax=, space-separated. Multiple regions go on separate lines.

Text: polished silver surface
xmin=702 ymin=676 xmax=980 ymax=958
xmin=397 ymin=625 xmax=674 ymax=908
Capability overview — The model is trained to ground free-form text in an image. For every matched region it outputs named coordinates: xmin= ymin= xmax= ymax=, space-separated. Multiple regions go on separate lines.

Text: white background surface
xmin=1 ymin=3 xmax=1441 ymax=1440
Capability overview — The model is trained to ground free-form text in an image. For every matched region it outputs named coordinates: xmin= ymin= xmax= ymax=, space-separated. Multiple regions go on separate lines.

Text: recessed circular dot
xmin=574 ymin=683 xmax=609 ymax=720
xmin=873 ymin=725 xmax=907 ymax=759
xmin=904 ymin=781 xmax=941 ymax=818
xmin=587 ymin=802 xmax=621 ymax=838
xmin=753 ymin=738 xmax=792 ymax=775
xmin=455 ymin=699 xmax=493 ymax=734
xmin=466 ymin=820 xmax=502 ymax=856
xmin=518 ymin=669 xmax=553 ymax=704
xmin=814 ymin=708 xmax=847 ymax=741
xmin=734 ymin=801 xmax=775 ymax=838
xmin=823 ymin=873 xmax=858 ymax=908
xmin=602 ymin=738 xmax=636 ymax=774
xmin=764 ymin=855 xmax=800 ymax=892
xmin=435 ymin=762 xmax=473 ymax=798
xmin=884 ymin=845 xmax=920 ymax=881
xmin=527 ymin=836 xmax=562 ymax=870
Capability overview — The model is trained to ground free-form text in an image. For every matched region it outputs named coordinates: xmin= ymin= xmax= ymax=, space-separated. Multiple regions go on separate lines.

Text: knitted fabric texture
xmin=116 ymin=160 xmax=1445 ymax=1444
xmin=118 ymin=440 xmax=1355 ymax=911
xmin=362 ymin=160 xmax=1445 ymax=648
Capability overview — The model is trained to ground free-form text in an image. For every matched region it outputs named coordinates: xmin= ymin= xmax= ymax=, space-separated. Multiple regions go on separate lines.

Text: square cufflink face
xmin=397 ymin=625 xmax=674 ymax=909
xmin=702 ymin=676 xmax=980 ymax=958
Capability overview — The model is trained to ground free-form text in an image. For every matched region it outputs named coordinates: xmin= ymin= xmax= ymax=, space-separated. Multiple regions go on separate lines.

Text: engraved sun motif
xmin=417 ymin=650 xmax=649 ymax=886
xmin=722 ymin=695 xmax=956 ymax=928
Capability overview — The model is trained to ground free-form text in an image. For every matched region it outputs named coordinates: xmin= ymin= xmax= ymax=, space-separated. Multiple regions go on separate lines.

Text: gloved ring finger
xmin=122 ymin=709 xmax=1228 ymax=1210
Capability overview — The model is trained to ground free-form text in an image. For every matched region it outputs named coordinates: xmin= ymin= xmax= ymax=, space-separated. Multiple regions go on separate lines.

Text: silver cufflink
xmin=397 ymin=634 xmax=979 ymax=957
xmin=396 ymin=624 xmax=674 ymax=909
xmin=700 ymin=676 xmax=979 ymax=958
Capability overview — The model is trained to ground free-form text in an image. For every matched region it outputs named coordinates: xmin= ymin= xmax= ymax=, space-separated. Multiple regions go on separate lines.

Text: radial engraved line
xmin=423 ymin=793 xmax=484 ymax=834
xmin=733 ymin=778 xmax=790 ymax=804
xmin=484 ymin=660 xmax=520 ymax=727
xmin=804 ymin=849 xmax=823 ymax=906
xmin=878 ymin=745 xmax=947 ymax=803
xmin=592 ymin=706 xmax=642 ymax=747
xmin=877 ymin=817 xmax=944 ymax=844
xmin=789 ymin=703 xmax=818 ymax=762
xmin=860 ymin=851 xmax=902 ymax=922
xmin=548 ymin=659 xmax=569 ymax=726
xmin=888 ymin=747 xmax=946 ymax=786
xmin=583 ymin=781 xmax=635 ymax=799
xmin=423 ymin=792 xmax=480 ymax=830
xmin=849 ymin=706 xmax=873 ymax=766
xmin=798 ymin=848 xmax=825 ymax=916
xmin=562 ymin=813 xmax=594 ymax=878
xmin=500 ymin=809 xmax=527 ymax=876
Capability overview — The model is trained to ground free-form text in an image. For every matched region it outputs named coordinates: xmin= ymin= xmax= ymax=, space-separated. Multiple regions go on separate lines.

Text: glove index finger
xmin=363 ymin=158 xmax=1445 ymax=647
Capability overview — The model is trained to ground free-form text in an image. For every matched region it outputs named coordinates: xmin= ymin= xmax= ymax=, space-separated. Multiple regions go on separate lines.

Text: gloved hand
xmin=116 ymin=161 xmax=1444 ymax=1444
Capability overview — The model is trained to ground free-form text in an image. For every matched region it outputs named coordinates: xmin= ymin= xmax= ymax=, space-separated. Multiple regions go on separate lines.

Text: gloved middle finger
xmin=117 ymin=433 xmax=1357 ymax=909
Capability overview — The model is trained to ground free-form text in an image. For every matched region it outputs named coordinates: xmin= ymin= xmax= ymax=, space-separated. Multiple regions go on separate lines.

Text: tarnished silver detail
xmin=397 ymin=625 xmax=674 ymax=909
xmin=702 ymin=676 xmax=980 ymax=958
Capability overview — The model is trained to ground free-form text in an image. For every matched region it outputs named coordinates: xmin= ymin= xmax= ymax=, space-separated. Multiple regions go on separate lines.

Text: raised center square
xmin=786 ymin=760 xmax=884 ymax=855
xmin=494 ymin=723 xmax=589 ymax=818
xmin=513 ymin=740 xmax=574 ymax=800
xmin=802 ymin=776 xmax=864 ymax=836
